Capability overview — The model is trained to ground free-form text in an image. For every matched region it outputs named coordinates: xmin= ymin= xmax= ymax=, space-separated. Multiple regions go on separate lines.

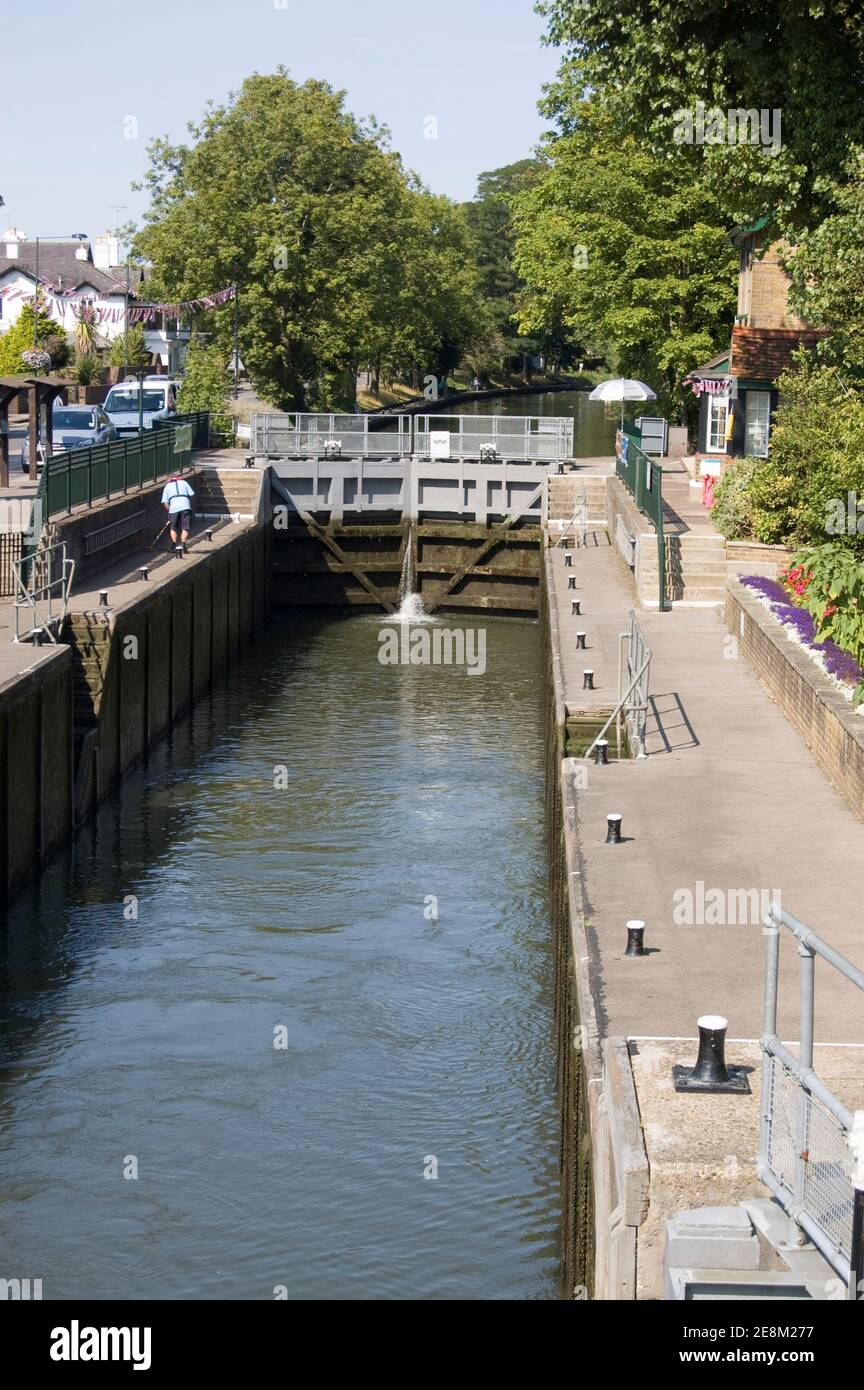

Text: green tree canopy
xmin=512 ymin=110 xmax=738 ymax=417
xmin=785 ymin=152 xmax=864 ymax=380
xmin=176 ymin=335 xmax=230 ymax=414
xmin=0 ymin=299 xmax=69 ymax=374
xmin=134 ymin=70 xmax=484 ymax=409
xmin=537 ymin=0 xmax=864 ymax=228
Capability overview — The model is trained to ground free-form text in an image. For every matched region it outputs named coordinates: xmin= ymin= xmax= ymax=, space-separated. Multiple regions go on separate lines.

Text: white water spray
xmin=396 ymin=525 xmax=428 ymax=621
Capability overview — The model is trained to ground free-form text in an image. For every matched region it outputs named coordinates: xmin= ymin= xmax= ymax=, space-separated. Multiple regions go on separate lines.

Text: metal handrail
xmin=12 ymin=540 xmax=75 ymax=643
xmin=761 ymin=904 xmax=864 ymax=1297
xmin=555 ymin=484 xmax=588 ymax=549
xmin=616 ymin=433 xmax=666 ymax=609
xmin=583 ymin=611 xmax=652 ymax=760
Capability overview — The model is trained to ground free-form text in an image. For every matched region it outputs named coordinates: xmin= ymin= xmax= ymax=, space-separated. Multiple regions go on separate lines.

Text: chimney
xmin=3 ymin=227 xmax=24 ymax=258
xmin=74 ymin=239 xmax=90 ymax=261
xmin=93 ymin=232 xmax=120 ymax=270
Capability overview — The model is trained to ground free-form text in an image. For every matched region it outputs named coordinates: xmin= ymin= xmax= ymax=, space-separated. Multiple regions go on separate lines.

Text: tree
xmin=537 ymin=0 xmax=864 ymax=228
xmin=176 ymin=335 xmax=230 ymax=414
xmin=108 ymin=324 xmax=149 ymax=371
xmin=0 ymin=299 xmax=69 ymax=374
xmin=134 ymin=70 xmax=485 ymax=410
xmin=512 ymin=112 xmax=738 ymax=417
xmin=785 ymin=153 xmax=864 ymax=380
xmin=461 ymin=160 xmax=563 ymax=374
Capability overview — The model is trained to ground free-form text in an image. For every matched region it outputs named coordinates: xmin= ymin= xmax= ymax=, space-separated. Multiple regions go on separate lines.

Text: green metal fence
xmin=153 ymin=412 xmax=211 ymax=450
xmin=616 ymin=431 xmax=666 ymax=609
xmin=43 ymin=419 xmax=199 ymax=519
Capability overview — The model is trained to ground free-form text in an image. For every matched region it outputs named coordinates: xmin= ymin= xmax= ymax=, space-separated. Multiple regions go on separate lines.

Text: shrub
xmin=746 ymin=358 xmax=864 ymax=549
xmin=790 ymin=541 xmax=864 ymax=702
xmin=711 ymin=456 xmax=766 ymax=540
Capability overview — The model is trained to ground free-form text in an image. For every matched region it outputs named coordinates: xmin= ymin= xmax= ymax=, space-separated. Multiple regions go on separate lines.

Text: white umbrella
xmin=589 ymin=377 xmax=657 ymax=429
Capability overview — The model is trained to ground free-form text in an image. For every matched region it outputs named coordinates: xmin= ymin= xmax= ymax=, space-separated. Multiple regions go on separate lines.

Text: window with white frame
xmin=706 ymin=394 xmax=729 ymax=451
xmin=745 ymin=391 xmax=771 ymax=458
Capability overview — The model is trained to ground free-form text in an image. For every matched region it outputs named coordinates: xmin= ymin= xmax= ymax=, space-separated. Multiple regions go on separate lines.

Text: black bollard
xmin=576 ymin=631 xmax=587 ymax=649
xmin=605 ymin=813 xmax=622 ymax=844
xmin=175 ymin=544 xmax=185 ymax=560
xmin=205 ymin=528 xmax=213 ymax=542
xmin=673 ymin=1014 xmax=751 ymax=1093
xmin=624 ymin=920 xmax=646 ymax=956
xmin=583 ymin=669 xmax=594 ymax=690
xmin=33 ymin=627 xmax=45 ymax=647
xmin=594 ymin=739 xmax=609 ymax=766
xmin=571 ymin=600 xmax=581 ymax=616
xmin=139 ymin=566 xmax=149 ymax=582
xmin=99 ymin=590 xmax=109 ymax=608
xmin=564 ymin=552 xmax=572 ymax=568
xmin=568 ymin=575 xmax=576 ymax=591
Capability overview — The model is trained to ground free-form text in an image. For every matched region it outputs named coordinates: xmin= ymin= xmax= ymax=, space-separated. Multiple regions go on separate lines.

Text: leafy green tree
xmin=512 ymin=113 xmax=738 ymax=417
xmin=461 ymin=160 xmax=564 ymax=373
xmin=739 ymin=358 xmax=864 ymax=549
xmin=176 ymin=335 xmax=230 ymax=414
xmin=0 ymin=299 xmax=69 ymax=373
xmin=108 ymin=324 xmax=149 ymax=371
xmin=785 ymin=152 xmax=864 ymax=380
xmin=537 ymin=0 xmax=864 ymax=227
xmin=134 ymin=70 xmax=484 ymax=410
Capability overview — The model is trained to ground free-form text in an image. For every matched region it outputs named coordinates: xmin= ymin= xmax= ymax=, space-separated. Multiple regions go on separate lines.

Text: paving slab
xmin=552 ymin=543 xmax=864 ymax=1045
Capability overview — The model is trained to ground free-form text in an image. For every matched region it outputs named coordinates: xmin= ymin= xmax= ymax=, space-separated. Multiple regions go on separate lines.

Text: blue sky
xmin=1 ymin=0 xmax=559 ymax=247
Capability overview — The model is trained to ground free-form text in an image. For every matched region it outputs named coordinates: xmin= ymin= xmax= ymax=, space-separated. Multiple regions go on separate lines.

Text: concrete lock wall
xmin=0 ymin=648 xmax=75 ymax=903
xmin=0 ymin=510 xmax=270 ymax=908
xmin=76 ymin=525 xmax=269 ymax=821
xmin=542 ymin=555 xmax=650 ymax=1301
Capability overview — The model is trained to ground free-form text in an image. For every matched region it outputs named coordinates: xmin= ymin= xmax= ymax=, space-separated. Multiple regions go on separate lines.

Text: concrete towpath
xmin=551 ymin=539 xmax=864 ymax=1050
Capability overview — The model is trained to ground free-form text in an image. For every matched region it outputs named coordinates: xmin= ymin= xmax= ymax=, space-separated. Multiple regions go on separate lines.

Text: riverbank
xmin=0 ymin=465 xmax=269 ymax=906
xmin=544 ymin=532 xmax=864 ymax=1298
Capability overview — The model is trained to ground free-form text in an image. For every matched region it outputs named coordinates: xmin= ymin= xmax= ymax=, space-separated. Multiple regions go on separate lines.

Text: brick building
xmin=686 ymin=216 xmax=825 ymax=460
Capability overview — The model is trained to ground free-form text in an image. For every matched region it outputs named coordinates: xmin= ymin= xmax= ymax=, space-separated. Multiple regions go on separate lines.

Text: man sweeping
xmin=161 ymin=473 xmax=195 ymax=554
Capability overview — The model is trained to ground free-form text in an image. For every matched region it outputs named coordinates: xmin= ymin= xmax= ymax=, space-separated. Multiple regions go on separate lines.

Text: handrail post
xmin=792 ymin=938 xmax=816 ymax=1217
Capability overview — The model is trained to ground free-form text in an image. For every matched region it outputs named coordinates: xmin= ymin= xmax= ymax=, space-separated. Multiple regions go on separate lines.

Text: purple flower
xmin=740 ymin=574 xmax=789 ymax=603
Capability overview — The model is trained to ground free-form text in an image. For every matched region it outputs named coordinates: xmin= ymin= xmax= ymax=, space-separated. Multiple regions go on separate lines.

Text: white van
xmin=104 ymin=378 xmax=178 ymax=436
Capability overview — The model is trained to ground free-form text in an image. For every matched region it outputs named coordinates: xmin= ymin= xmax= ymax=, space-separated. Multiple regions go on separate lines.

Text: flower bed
xmin=738 ymin=574 xmax=864 ymax=702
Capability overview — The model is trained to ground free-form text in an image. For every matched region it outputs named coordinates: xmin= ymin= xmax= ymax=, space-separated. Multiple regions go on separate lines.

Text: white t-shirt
xmin=161 ymin=477 xmax=194 ymax=515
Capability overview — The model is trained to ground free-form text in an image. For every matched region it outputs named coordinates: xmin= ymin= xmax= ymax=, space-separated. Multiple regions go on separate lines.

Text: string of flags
xmin=0 ymin=282 xmax=236 ymax=325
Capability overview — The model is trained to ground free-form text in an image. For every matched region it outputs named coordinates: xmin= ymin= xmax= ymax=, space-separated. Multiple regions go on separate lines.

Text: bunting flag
xmin=126 ymin=284 xmax=236 ymax=322
xmin=0 ymin=282 xmax=236 ymax=322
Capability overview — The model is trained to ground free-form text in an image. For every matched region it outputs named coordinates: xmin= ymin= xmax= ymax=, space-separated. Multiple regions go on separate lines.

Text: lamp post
xmin=32 ymin=233 xmax=87 ymax=346
xmin=232 ymin=258 xmax=240 ymax=400
xmin=133 ymin=368 xmax=148 ymax=436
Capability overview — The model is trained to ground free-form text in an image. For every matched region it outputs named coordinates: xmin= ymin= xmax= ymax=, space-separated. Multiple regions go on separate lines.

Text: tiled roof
xmin=0 ymin=241 xmax=136 ymax=297
xmin=729 ymin=326 xmax=827 ymax=382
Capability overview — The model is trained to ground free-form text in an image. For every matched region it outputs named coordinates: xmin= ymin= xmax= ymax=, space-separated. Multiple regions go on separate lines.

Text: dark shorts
xmin=171 ymin=510 xmax=192 ymax=533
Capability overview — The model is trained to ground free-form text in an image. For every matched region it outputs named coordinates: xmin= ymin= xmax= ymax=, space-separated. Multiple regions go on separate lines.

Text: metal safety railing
xmin=760 ymin=904 xmax=864 ymax=1297
xmin=555 ymin=484 xmax=588 ymax=549
xmin=40 ymin=422 xmax=195 ymax=519
xmin=12 ymin=539 xmax=75 ymax=643
xmin=0 ymin=528 xmax=23 ymax=597
xmin=414 ymin=413 xmax=573 ymax=462
xmin=252 ymin=412 xmax=411 ymax=459
xmin=616 ymin=431 xmax=666 ymax=609
xmin=584 ymin=611 xmax=652 ymax=760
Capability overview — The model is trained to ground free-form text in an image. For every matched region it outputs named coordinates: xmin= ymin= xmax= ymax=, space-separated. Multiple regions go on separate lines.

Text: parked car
xmin=104 ymin=378 xmax=177 ymax=435
xmin=20 ymin=404 xmax=117 ymax=472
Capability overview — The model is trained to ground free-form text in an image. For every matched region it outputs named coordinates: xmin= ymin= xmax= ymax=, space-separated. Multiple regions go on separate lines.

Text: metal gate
xmin=413 ymin=413 xmax=573 ymax=462
xmin=253 ymin=412 xmax=412 ymax=459
xmin=0 ymin=530 xmax=22 ymax=596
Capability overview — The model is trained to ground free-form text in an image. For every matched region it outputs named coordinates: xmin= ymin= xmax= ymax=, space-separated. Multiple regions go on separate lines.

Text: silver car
xmin=20 ymin=405 xmax=117 ymax=471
